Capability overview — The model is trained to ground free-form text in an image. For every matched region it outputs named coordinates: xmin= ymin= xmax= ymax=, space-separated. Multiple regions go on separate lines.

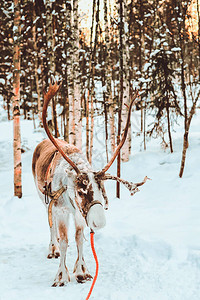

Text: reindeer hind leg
xmin=47 ymin=209 xmax=60 ymax=259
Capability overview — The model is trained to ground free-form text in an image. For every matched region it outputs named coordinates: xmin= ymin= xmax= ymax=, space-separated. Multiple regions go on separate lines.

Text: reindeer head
xmin=42 ymin=82 xmax=148 ymax=232
xmin=75 ymin=172 xmax=106 ymax=230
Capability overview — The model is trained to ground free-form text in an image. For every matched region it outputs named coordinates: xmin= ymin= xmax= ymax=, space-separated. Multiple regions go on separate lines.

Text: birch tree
xmin=64 ymin=0 xmax=73 ymax=142
xmin=66 ymin=0 xmax=82 ymax=147
xmin=103 ymin=0 xmax=116 ymax=155
xmin=120 ymin=0 xmax=130 ymax=162
xmin=32 ymin=2 xmax=42 ymax=123
xmin=45 ymin=0 xmax=59 ymax=137
xmin=116 ymin=0 xmax=131 ymax=197
xmin=67 ymin=0 xmax=75 ymax=145
xmin=13 ymin=0 xmax=22 ymax=198
xmin=73 ymin=0 xmax=82 ymax=149
xmin=89 ymin=0 xmax=100 ymax=164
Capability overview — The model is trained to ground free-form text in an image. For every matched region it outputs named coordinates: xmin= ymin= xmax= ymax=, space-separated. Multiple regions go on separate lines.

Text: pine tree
xmin=148 ymin=13 xmax=180 ymax=152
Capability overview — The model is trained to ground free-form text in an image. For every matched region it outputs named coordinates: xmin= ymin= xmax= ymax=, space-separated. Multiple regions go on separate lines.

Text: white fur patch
xmin=87 ymin=204 xmax=106 ymax=231
xmin=85 ymin=173 xmax=106 ymax=230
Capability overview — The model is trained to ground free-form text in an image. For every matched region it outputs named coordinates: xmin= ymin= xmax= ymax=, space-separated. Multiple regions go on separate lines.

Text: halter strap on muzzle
xmin=86 ymin=200 xmax=103 ymax=212
xmin=82 ymin=200 xmax=103 ymax=226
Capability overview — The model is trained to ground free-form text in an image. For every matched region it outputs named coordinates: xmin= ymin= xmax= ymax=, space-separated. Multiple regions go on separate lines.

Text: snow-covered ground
xmin=0 ymin=110 xmax=200 ymax=300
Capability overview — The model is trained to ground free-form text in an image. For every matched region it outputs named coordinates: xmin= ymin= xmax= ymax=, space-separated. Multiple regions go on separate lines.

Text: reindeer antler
xmin=98 ymin=90 xmax=139 ymax=175
xmin=42 ymin=81 xmax=81 ymax=174
xmin=100 ymin=174 xmax=150 ymax=196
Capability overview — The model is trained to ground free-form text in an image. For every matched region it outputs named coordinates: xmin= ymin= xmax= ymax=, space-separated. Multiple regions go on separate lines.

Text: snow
xmin=143 ymin=62 xmax=151 ymax=72
xmin=0 ymin=110 xmax=200 ymax=300
xmin=171 ymin=47 xmax=182 ymax=52
xmin=0 ymin=78 xmax=6 ymax=85
xmin=33 ymin=16 xmax=40 ymax=25
xmin=150 ymin=49 xmax=160 ymax=57
xmin=13 ymin=25 xmax=18 ymax=32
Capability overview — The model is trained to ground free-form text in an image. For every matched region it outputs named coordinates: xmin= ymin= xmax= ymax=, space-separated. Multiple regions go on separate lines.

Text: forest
xmin=0 ymin=0 xmax=199 ymax=197
xmin=0 ymin=1 xmax=200 ymax=299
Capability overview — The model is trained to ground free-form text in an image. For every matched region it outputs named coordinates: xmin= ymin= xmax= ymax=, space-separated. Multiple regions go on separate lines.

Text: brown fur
xmin=75 ymin=227 xmax=82 ymax=244
xmin=75 ymin=173 xmax=94 ymax=217
xmin=32 ymin=139 xmax=81 ymax=193
xmin=58 ymin=222 xmax=68 ymax=241
xmin=58 ymin=272 xmax=62 ymax=280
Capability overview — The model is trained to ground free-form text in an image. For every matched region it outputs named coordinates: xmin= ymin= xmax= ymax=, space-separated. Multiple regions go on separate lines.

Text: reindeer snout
xmin=87 ymin=204 xmax=106 ymax=231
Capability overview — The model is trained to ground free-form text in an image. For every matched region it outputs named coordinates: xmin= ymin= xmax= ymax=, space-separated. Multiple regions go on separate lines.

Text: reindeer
xmin=32 ymin=82 xmax=148 ymax=287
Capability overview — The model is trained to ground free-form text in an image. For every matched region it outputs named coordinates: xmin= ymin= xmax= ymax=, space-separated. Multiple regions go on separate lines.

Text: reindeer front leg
xmin=73 ymin=215 xmax=92 ymax=283
xmin=52 ymin=214 xmax=70 ymax=287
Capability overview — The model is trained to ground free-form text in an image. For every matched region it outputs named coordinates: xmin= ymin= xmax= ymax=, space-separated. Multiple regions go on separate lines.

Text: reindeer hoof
xmin=47 ymin=251 xmax=60 ymax=259
xmin=76 ymin=273 xmax=93 ymax=284
xmin=52 ymin=282 xmax=58 ymax=287
xmin=52 ymin=281 xmax=67 ymax=287
xmin=47 ymin=244 xmax=60 ymax=259
xmin=52 ymin=270 xmax=70 ymax=287
xmin=55 ymin=252 xmax=60 ymax=258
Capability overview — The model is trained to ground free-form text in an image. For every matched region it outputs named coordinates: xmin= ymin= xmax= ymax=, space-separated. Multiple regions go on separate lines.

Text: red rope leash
xmin=86 ymin=231 xmax=99 ymax=300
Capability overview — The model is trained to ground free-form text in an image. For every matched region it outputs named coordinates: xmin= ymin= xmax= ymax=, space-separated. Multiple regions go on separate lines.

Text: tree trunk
xmin=117 ymin=0 xmax=124 ymax=198
xmin=103 ymin=91 xmax=109 ymax=163
xmin=166 ymin=99 xmax=173 ymax=153
xmin=179 ymin=131 xmax=188 ymax=178
xmin=33 ymin=3 xmax=42 ymax=123
xmin=46 ymin=0 xmax=59 ymax=137
xmin=46 ymin=0 xmax=54 ymax=75
xmin=143 ymin=99 xmax=146 ymax=150
xmin=52 ymin=96 xmax=59 ymax=138
xmin=73 ymin=0 xmax=82 ymax=149
xmin=139 ymin=0 xmax=144 ymax=133
xmin=13 ymin=0 xmax=22 ymax=198
xmin=179 ymin=93 xmax=199 ymax=177
xmin=121 ymin=0 xmax=130 ymax=162
xmin=85 ymin=0 xmax=96 ymax=161
xmin=7 ymin=96 xmax=11 ymax=120
xmin=51 ymin=16 xmax=59 ymax=137
xmin=89 ymin=0 xmax=99 ymax=164
xmin=175 ymin=1 xmax=188 ymax=147
xmin=64 ymin=98 xmax=69 ymax=143
xmin=63 ymin=1 xmax=70 ymax=143
xmin=89 ymin=90 xmax=94 ymax=165
xmin=66 ymin=1 xmax=75 ymax=145
xmin=197 ymin=0 xmax=200 ymax=79
xmin=86 ymin=90 xmax=90 ymax=161
xmin=103 ymin=0 xmax=116 ymax=155
xmin=100 ymin=22 xmax=109 ymax=162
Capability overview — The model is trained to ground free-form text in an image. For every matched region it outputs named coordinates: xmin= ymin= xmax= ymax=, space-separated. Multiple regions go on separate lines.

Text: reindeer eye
xmin=83 ymin=180 xmax=88 ymax=186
